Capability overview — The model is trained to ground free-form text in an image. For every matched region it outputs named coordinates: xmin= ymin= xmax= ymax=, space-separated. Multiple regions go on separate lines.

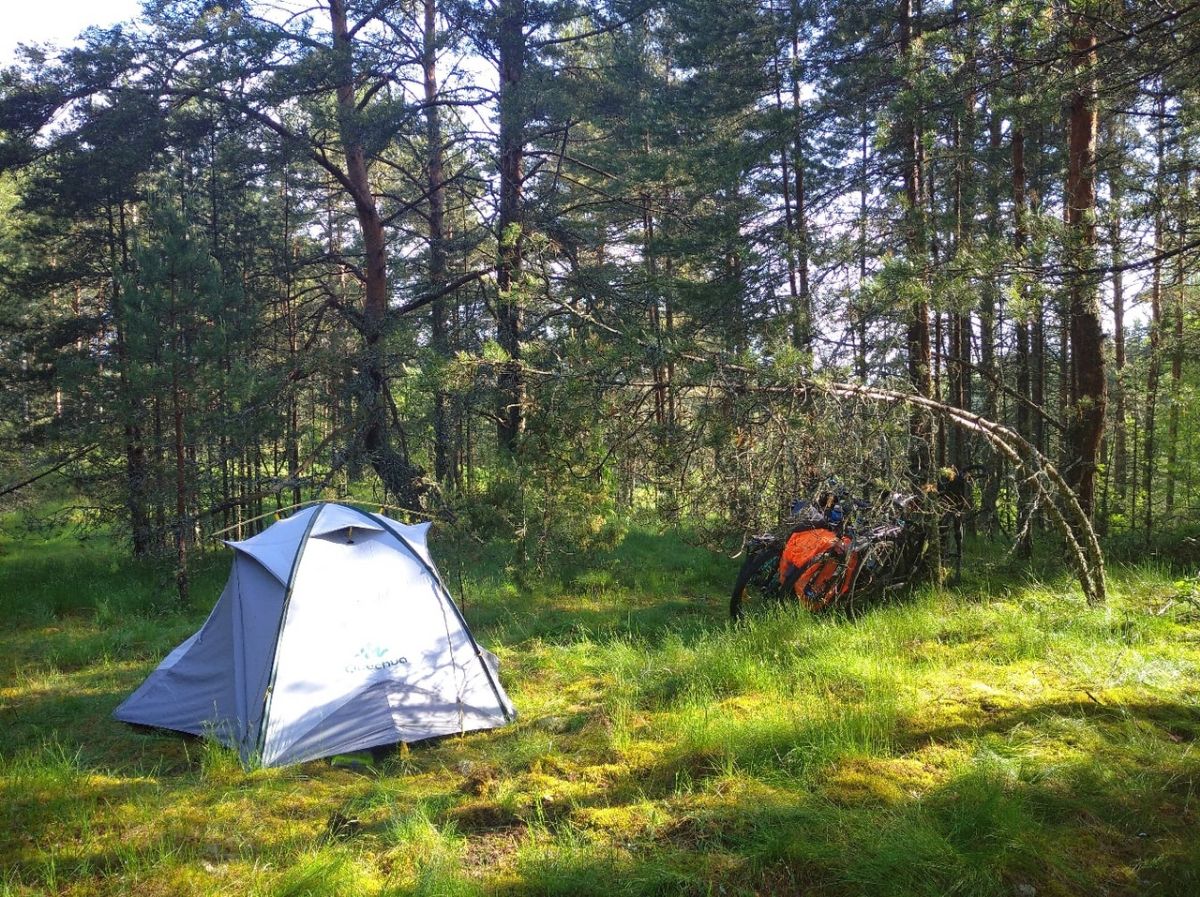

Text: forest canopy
xmin=2 ymin=0 xmax=1199 ymax=595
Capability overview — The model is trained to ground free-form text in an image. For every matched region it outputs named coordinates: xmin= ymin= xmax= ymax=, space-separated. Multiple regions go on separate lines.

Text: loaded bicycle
xmin=729 ymin=484 xmax=930 ymax=621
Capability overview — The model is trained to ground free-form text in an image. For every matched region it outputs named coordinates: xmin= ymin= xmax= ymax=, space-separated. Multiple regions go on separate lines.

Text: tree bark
xmin=949 ymin=2 xmax=974 ymax=473
xmin=790 ymin=3 xmax=812 ymax=354
xmin=900 ymin=0 xmax=933 ymax=478
xmin=1142 ymin=91 xmax=1166 ymax=540
xmin=979 ymin=107 xmax=1003 ymax=531
xmin=642 ymin=178 xmax=665 ymax=428
xmin=1108 ymin=133 xmax=1127 ymax=507
xmin=1030 ymin=124 xmax=1047 ymax=459
xmin=329 ymin=0 xmax=424 ymax=506
xmin=424 ymin=0 xmax=453 ymax=486
xmin=773 ymin=41 xmax=803 ymax=350
xmin=107 ymin=200 xmax=152 ymax=556
xmin=855 ymin=111 xmax=870 ymax=381
xmin=496 ymin=0 xmax=527 ymax=453
xmin=1013 ymin=121 xmax=1032 ymax=554
xmin=1165 ymin=163 xmax=1189 ymax=518
xmin=1063 ymin=15 xmax=1106 ymax=519
xmin=281 ymin=162 xmax=302 ymax=507
xmin=168 ymin=262 xmax=189 ymax=606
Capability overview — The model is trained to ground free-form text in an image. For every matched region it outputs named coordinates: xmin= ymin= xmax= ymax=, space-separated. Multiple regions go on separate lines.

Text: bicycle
xmin=729 ymin=491 xmax=925 ymax=621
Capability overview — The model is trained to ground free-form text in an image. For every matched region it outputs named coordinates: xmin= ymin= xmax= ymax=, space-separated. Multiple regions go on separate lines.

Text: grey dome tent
xmin=114 ymin=503 xmax=514 ymax=766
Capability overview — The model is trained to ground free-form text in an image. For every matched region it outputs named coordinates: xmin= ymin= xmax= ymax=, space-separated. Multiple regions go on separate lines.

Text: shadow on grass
xmin=0 ymin=670 xmax=196 ymax=773
xmin=0 ymin=767 xmax=164 ymax=877
xmin=8 ymin=694 xmax=1197 ymax=897
xmin=0 ymin=754 xmax=344 ymax=891
xmin=4 ymin=527 xmax=1197 ymax=894
xmin=458 ymin=697 xmax=1200 ymax=897
xmin=897 ymin=698 xmax=1200 ymax=751
xmin=388 ymin=680 xmax=1200 ymax=897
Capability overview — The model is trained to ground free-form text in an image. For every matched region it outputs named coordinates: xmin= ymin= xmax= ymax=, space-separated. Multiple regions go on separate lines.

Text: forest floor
xmin=2 ymin=518 xmax=1200 ymax=896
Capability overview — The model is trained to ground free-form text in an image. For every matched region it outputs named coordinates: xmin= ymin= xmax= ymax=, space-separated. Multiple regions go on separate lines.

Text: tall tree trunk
xmin=169 ymin=266 xmax=189 ymax=606
xmin=107 ymin=200 xmax=152 ymax=556
xmin=948 ymin=1 xmax=974 ymax=473
xmin=1142 ymin=91 xmax=1166 ymax=540
xmin=900 ymin=0 xmax=932 ymax=477
xmin=1058 ymin=187 xmax=1071 ymax=470
xmin=790 ymin=4 xmax=812 ymax=354
xmin=1108 ymin=134 xmax=1128 ymax=507
xmin=282 ymin=163 xmax=302 ymax=506
xmin=773 ymin=41 xmax=804 ymax=350
xmin=1063 ymin=15 xmax=1106 ymax=518
xmin=856 ymin=111 xmax=870 ymax=381
xmin=496 ymin=0 xmax=527 ymax=453
xmin=928 ymin=131 xmax=944 ymax=468
xmin=664 ymin=246 xmax=677 ymax=431
xmin=1030 ymin=124 xmax=1047 ymax=459
xmin=1013 ymin=121 xmax=1032 ymax=554
xmin=727 ymin=206 xmax=748 ymax=353
xmin=1165 ymin=163 xmax=1189 ymax=519
xmin=979 ymin=108 xmax=1003 ymax=531
xmin=329 ymin=0 xmax=423 ymax=505
xmin=154 ymin=392 xmax=167 ymax=548
xmin=424 ymin=0 xmax=453 ymax=486
xmin=642 ymin=180 xmax=666 ymax=428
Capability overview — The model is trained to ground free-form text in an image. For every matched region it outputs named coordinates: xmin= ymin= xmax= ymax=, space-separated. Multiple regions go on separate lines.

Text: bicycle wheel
xmin=795 ymin=549 xmax=849 ymax=611
xmin=845 ymin=538 xmax=901 ymax=605
xmin=730 ymin=542 xmax=785 ymax=621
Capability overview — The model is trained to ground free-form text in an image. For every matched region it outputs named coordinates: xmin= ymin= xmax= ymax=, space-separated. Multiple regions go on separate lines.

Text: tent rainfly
xmin=114 ymin=503 xmax=515 ymax=766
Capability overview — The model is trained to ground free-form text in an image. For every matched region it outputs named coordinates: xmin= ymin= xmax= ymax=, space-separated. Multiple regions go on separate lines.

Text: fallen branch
xmin=0 ymin=443 xmax=99 ymax=499
xmin=814 ymin=380 xmax=1105 ymax=605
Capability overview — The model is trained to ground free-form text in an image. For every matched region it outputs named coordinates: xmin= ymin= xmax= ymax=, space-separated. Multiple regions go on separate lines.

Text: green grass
xmin=2 ymin=519 xmax=1200 ymax=895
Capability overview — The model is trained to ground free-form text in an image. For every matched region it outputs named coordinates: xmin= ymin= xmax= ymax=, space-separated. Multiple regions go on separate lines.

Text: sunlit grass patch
xmin=1 ymin=528 xmax=1199 ymax=894
xmin=269 ymin=847 xmax=384 ymax=897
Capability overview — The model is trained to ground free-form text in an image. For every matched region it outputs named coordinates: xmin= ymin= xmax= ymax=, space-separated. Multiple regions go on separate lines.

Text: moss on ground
xmin=1 ymin=526 xmax=1199 ymax=895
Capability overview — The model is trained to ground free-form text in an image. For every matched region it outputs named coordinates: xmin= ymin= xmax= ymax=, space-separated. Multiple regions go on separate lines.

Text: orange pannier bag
xmin=779 ymin=528 xmax=861 ymax=610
